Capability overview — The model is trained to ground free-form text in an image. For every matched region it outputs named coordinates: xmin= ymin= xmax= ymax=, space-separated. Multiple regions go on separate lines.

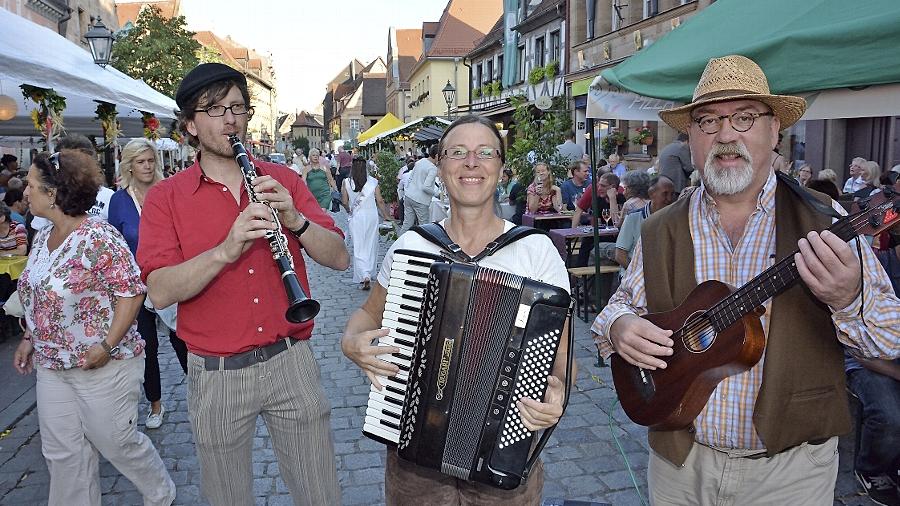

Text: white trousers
xmin=36 ymin=357 xmax=175 ymax=506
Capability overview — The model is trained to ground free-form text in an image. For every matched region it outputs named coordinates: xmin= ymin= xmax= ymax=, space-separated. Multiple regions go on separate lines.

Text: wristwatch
xmin=99 ymin=340 xmax=120 ymax=356
xmin=290 ymin=213 xmax=311 ymax=238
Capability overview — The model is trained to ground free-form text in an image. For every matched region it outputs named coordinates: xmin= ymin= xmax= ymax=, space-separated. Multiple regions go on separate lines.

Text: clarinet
xmin=229 ymin=134 xmax=320 ymax=323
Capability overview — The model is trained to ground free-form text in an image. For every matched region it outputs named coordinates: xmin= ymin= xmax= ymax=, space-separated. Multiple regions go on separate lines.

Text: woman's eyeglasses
xmin=442 ymin=146 xmax=501 ymax=160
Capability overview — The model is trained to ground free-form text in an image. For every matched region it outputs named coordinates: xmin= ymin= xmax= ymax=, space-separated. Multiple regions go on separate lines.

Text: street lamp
xmin=85 ymin=16 xmax=115 ymax=67
xmin=441 ymin=80 xmax=456 ymax=120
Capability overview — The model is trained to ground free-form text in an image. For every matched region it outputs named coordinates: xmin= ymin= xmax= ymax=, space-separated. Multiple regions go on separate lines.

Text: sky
xmin=178 ymin=0 xmax=451 ymax=115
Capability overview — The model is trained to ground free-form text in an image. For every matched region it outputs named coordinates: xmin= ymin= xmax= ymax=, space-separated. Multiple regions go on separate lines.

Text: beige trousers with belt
xmin=649 ymin=438 xmax=840 ymax=506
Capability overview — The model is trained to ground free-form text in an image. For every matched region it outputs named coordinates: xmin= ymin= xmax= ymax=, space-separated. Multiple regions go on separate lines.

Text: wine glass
xmin=601 ymin=208 xmax=611 ymax=228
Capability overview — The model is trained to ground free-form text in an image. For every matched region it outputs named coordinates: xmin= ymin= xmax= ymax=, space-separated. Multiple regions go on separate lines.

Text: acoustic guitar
xmin=611 ymin=189 xmax=900 ymax=430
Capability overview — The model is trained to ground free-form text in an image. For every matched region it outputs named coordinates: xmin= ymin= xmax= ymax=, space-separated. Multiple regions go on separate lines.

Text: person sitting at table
xmin=614 ymin=175 xmax=675 ymax=270
xmin=569 ymin=172 xmax=625 ymax=267
xmin=560 ymin=160 xmax=590 ymax=211
xmin=0 ymin=202 xmax=27 ymax=256
xmin=4 ymin=189 xmax=28 ymax=225
xmin=527 ymin=162 xmax=563 ymax=214
xmin=613 ymin=170 xmax=651 ymax=227
xmin=497 ymin=168 xmax=516 ymax=202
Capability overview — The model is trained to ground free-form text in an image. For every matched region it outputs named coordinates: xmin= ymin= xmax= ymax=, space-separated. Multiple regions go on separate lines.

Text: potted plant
xmin=631 ymin=125 xmax=654 ymax=145
xmin=473 ymin=86 xmax=482 ymax=99
xmin=528 ymin=66 xmax=544 ymax=85
xmin=544 ymin=60 xmax=559 ymax=79
xmin=490 ymin=80 xmax=502 ymax=97
xmin=600 ymin=129 xmax=626 ymax=156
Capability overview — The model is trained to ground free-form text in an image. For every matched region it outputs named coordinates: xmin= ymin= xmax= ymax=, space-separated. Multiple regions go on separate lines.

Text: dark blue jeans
xmin=848 ymin=366 xmax=900 ymax=473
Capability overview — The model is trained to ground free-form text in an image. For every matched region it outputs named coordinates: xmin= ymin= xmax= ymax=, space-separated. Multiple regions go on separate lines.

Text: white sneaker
xmin=145 ymin=405 xmax=165 ymax=429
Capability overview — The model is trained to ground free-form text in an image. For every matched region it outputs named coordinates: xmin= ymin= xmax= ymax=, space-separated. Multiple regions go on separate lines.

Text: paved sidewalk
xmin=0 ymin=211 xmax=871 ymax=505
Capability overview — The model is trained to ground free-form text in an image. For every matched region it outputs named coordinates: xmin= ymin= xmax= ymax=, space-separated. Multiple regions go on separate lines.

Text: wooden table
xmin=0 ymin=255 xmax=27 ymax=280
xmin=522 ymin=211 xmax=574 ymax=231
xmin=548 ymin=227 xmax=619 ymax=266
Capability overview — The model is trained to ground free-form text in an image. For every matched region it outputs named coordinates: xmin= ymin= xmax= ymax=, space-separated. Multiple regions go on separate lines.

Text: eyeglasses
xmin=194 ymin=104 xmax=254 ymax=118
xmin=443 ymin=146 xmax=501 ymax=160
xmin=691 ymin=111 xmax=773 ymax=134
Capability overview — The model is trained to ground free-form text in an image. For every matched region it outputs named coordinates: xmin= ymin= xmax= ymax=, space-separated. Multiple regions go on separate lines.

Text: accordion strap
xmin=521 ymin=304 xmax=575 ymax=481
xmin=411 ymin=222 xmax=546 ymax=263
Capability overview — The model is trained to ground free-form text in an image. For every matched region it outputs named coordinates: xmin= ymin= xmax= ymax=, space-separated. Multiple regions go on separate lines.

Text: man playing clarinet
xmin=138 ymin=63 xmax=348 ymax=505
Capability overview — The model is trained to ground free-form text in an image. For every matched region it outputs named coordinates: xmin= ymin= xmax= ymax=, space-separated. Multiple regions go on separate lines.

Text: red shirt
xmin=337 ymin=151 xmax=352 ymax=169
xmin=575 ymin=184 xmax=625 ymax=225
xmin=137 ymin=158 xmax=343 ymax=356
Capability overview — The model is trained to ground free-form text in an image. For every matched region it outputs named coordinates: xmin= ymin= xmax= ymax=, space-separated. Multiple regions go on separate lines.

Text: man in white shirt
xmin=843 ymin=157 xmax=867 ymax=194
xmin=399 ymin=146 xmax=438 ymax=235
xmin=556 ymin=130 xmax=585 ymax=164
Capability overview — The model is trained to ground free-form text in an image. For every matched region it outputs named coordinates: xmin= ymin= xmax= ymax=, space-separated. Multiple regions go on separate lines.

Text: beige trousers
xmin=649 ymin=438 xmax=840 ymax=506
xmin=36 ymin=357 xmax=175 ymax=506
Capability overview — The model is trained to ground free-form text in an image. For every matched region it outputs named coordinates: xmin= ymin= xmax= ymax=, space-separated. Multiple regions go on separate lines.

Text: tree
xmin=506 ymin=95 xmax=572 ymax=200
xmin=292 ymin=137 xmax=310 ymax=154
xmin=112 ymin=6 xmax=201 ymax=97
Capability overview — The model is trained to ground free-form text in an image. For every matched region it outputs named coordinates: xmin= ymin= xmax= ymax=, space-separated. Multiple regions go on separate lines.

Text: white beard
xmin=702 ymin=142 xmax=755 ymax=196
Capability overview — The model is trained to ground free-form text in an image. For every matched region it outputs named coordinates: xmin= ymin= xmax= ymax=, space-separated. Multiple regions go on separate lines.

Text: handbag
xmin=2 ymin=290 xmax=24 ymax=318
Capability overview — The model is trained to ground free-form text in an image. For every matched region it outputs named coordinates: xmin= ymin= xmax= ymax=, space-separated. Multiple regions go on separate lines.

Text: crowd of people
xmin=2 ymin=55 xmax=898 ymax=506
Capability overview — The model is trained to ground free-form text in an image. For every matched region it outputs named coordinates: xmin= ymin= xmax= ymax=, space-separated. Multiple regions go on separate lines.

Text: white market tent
xmin=0 ymin=7 xmax=177 ymax=144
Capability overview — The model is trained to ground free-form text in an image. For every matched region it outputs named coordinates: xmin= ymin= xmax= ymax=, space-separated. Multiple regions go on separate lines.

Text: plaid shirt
xmin=593 ymin=171 xmax=900 ymax=449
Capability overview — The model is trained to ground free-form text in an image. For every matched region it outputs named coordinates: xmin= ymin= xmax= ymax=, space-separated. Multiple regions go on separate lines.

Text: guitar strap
xmin=774 ymin=170 xmax=841 ymax=218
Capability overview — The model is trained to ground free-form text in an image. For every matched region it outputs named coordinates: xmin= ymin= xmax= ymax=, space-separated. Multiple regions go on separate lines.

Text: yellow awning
xmin=357 ymin=113 xmax=404 ymax=142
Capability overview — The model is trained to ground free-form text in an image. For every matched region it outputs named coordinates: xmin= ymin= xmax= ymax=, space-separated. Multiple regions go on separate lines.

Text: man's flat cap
xmin=175 ymin=63 xmax=246 ymax=110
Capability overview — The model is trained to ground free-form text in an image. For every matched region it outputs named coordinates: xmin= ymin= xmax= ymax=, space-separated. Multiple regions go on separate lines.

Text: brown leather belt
xmin=200 ymin=337 xmax=299 ymax=371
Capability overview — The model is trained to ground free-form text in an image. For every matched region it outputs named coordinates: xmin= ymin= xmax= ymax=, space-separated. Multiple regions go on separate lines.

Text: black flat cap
xmin=175 ymin=63 xmax=247 ymax=110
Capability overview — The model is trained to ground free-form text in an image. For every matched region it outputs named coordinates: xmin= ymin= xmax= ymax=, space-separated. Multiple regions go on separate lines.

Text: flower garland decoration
xmin=141 ymin=112 xmax=161 ymax=140
xmin=95 ymin=101 xmax=120 ymax=146
xmin=20 ymin=84 xmax=66 ymax=141
xmin=169 ymin=120 xmax=183 ymax=143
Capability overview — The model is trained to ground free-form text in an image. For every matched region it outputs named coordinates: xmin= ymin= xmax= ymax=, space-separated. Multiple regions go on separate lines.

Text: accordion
xmin=363 ymin=249 xmax=571 ymax=490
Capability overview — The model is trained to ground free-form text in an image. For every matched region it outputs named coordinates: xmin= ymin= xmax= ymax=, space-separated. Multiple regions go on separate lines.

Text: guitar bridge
xmin=635 ymin=368 xmax=656 ymax=401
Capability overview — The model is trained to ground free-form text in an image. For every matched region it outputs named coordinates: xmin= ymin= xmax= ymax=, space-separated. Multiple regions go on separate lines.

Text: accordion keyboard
xmin=362 ymin=250 xmax=440 ymax=445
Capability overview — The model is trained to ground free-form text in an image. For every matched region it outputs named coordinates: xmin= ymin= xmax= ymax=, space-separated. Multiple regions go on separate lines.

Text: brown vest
xmin=639 ymin=182 xmax=851 ymax=466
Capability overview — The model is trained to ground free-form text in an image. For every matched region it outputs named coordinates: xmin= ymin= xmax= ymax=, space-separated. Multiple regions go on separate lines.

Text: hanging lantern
xmin=0 ymin=95 xmax=16 ymax=121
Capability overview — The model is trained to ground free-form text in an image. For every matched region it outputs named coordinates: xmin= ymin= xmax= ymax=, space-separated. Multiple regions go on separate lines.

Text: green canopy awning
xmin=602 ymin=0 xmax=900 ymax=102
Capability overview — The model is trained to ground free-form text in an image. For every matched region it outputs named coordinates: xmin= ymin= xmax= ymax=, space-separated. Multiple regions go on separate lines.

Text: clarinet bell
xmin=286 ymin=298 xmax=320 ymax=324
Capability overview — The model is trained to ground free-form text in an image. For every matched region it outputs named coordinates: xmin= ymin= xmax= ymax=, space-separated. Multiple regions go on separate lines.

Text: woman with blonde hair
xmin=526 ymin=162 xmax=563 ymax=214
xmin=108 ymin=138 xmax=187 ymax=430
xmin=852 ymin=161 xmax=881 ymax=200
xmin=302 ymin=148 xmax=338 ymax=210
xmin=817 ymin=168 xmax=841 ymax=194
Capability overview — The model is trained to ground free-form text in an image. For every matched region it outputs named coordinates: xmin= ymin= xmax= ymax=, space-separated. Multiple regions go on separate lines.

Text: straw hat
xmin=659 ymin=55 xmax=807 ymax=133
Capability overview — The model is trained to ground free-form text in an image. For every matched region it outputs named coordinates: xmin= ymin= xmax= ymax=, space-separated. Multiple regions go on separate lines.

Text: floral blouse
xmin=526 ymin=182 xmax=559 ymax=213
xmin=19 ymin=217 xmax=146 ymax=370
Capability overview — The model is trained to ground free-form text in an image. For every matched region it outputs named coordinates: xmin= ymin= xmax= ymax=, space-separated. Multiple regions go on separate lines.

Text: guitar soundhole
xmin=681 ymin=312 xmax=716 ymax=353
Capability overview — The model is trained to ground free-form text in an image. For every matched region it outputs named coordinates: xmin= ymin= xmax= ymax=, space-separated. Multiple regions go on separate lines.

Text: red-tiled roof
xmin=396 ymin=29 xmax=423 ymax=84
xmin=426 ymin=0 xmax=502 ymax=58
xmin=116 ymin=0 xmax=179 ymax=26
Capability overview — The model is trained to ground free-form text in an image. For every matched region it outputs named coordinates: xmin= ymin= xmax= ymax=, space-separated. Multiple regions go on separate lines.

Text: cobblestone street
xmin=0 ymin=212 xmax=871 ymax=505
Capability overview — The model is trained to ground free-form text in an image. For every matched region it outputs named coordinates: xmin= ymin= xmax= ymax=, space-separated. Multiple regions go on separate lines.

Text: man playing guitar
xmin=593 ymin=55 xmax=900 ymax=504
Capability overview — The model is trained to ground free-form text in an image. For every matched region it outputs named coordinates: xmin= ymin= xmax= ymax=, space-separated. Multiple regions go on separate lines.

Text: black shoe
xmin=855 ymin=470 xmax=900 ymax=506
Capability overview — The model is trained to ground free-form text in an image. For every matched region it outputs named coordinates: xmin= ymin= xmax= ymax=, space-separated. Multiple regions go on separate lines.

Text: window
xmin=534 ymin=36 xmax=546 ymax=67
xmin=550 ymin=31 xmax=561 ymax=64
xmin=497 ymin=55 xmax=504 ymax=83
xmin=643 ymin=0 xmax=659 ymax=18
xmin=486 ymin=59 xmax=494 ymax=83
xmin=475 ymin=64 xmax=483 ymax=88
xmin=518 ymin=45 xmax=526 ymax=82
xmin=612 ymin=0 xmax=625 ymax=30
xmin=350 ymin=119 xmax=360 ymax=135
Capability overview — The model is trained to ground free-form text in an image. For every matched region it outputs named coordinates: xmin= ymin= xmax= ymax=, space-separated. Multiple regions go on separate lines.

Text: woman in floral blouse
xmin=12 ymin=150 xmax=174 ymax=506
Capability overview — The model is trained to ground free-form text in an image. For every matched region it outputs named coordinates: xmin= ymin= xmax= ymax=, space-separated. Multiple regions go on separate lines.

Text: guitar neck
xmin=707 ymin=214 xmax=861 ymax=332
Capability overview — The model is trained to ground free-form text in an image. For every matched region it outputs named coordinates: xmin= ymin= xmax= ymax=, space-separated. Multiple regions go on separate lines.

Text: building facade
xmin=405 ymin=0 xmax=502 ymax=121
xmin=566 ymin=0 xmax=711 ymax=167
xmin=4 ymin=0 xmax=119 ymax=47
xmin=324 ymin=58 xmax=387 ymax=148
xmin=385 ymin=27 xmax=423 ymax=123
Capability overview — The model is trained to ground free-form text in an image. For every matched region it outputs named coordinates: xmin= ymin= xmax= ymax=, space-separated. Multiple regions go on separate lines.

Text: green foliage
xmin=490 ymin=81 xmax=502 ymax=97
xmin=506 ymin=95 xmax=572 ymax=202
xmin=544 ymin=60 xmax=559 ymax=79
xmin=111 ymin=6 xmax=201 ymax=97
xmin=473 ymin=86 xmax=482 ymax=99
xmin=374 ymin=151 xmax=402 ymax=203
xmin=528 ymin=66 xmax=545 ymax=85
xmin=600 ymin=128 xmax=626 ymax=156
xmin=292 ymin=136 xmax=310 ymax=153
xmin=196 ymin=45 xmax=225 ymax=65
